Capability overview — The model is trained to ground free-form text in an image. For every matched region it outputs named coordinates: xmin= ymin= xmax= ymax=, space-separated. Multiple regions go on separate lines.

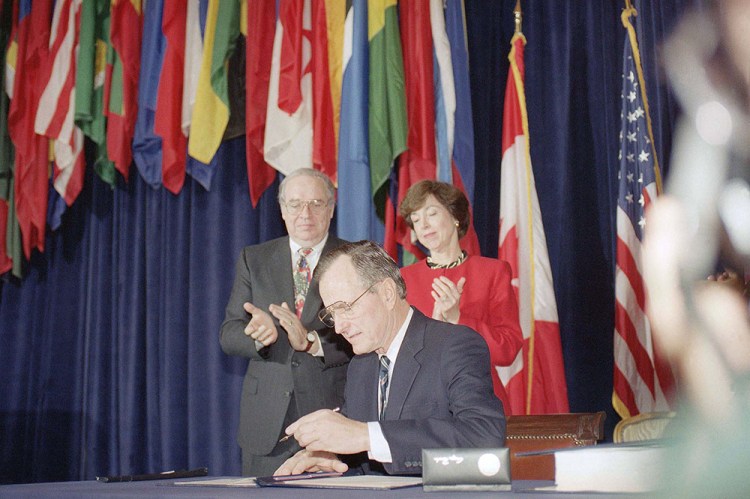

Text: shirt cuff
xmin=308 ymin=331 xmax=324 ymax=357
xmin=367 ymin=422 xmax=392 ymax=463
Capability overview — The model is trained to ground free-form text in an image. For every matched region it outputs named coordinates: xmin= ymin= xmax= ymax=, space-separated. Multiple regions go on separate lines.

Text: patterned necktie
xmin=378 ymin=356 xmax=391 ymax=420
xmin=293 ymin=248 xmax=313 ymax=318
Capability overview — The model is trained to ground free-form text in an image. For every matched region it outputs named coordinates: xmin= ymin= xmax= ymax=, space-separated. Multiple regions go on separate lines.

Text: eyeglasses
xmin=318 ymin=283 xmax=377 ymax=327
xmin=283 ymin=199 xmax=331 ymax=215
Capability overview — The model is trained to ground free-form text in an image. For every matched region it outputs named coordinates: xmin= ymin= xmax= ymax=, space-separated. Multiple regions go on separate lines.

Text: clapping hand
xmin=431 ymin=276 xmax=466 ymax=323
xmin=243 ymin=302 xmax=279 ymax=346
xmin=269 ymin=302 xmax=310 ymax=351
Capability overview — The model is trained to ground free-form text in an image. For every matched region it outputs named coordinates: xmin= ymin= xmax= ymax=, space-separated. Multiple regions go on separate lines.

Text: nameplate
xmin=421 ymin=448 xmax=511 ymax=492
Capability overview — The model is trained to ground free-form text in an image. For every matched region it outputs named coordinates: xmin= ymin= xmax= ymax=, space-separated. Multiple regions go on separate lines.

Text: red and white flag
xmin=498 ymin=33 xmax=569 ymax=415
xmin=263 ymin=0 xmax=313 ymax=176
xmin=613 ymin=7 xmax=675 ymax=418
xmin=34 ymin=0 xmax=85 ymax=208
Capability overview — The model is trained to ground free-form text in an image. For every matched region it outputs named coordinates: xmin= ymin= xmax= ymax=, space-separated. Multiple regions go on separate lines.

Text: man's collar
xmin=289 ymin=234 xmax=329 ymax=254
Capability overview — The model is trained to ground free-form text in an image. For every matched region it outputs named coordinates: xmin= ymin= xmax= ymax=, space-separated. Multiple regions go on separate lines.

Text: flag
xmin=311 ymin=0 xmax=337 ymax=182
xmin=336 ymin=0 xmax=384 ymax=242
xmin=444 ymin=0 xmax=474 ymax=205
xmin=181 ymin=0 xmax=220 ymax=191
xmin=34 ymin=0 xmax=85 ymax=229
xmin=244 ymin=0 xmax=276 ymax=205
xmin=154 ymin=0 xmax=188 ymax=194
xmin=0 ymin=0 xmax=22 ymax=277
xmin=7 ymin=0 xmax=52 ymax=259
xmin=613 ymin=7 xmax=674 ymax=419
xmin=187 ymin=0 xmax=241 ymax=165
xmin=181 ymin=0 xmax=203 ymax=138
xmin=75 ymin=0 xmax=114 ymax=186
xmin=368 ymin=0 xmax=406 ymax=213
xmin=498 ymin=32 xmax=569 ymax=415
xmin=429 ymin=0 xmax=480 ymax=254
xmin=382 ymin=0 xmax=479 ymax=261
xmin=132 ymin=0 xmax=165 ymax=188
xmin=263 ymin=0 xmax=313 ymax=176
xmin=105 ymin=0 xmax=142 ymax=181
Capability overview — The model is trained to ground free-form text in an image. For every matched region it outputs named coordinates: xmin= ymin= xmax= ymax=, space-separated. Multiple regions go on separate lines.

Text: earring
xmin=454 ymin=221 xmax=460 ymax=227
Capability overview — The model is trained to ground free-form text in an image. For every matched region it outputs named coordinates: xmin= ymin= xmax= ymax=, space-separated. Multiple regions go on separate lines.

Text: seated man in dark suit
xmin=275 ymin=241 xmax=505 ymax=476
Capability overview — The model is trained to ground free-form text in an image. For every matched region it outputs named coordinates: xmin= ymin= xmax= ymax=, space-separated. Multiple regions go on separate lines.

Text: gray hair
xmin=278 ymin=168 xmax=336 ymax=203
xmin=316 ymin=241 xmax=407 ymax=299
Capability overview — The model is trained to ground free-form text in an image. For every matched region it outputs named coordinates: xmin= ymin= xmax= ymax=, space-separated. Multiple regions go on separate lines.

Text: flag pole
xmin=514 ymin=0 xmax=522 ymax=34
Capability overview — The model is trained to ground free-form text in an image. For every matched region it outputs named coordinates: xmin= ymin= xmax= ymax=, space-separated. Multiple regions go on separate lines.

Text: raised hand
xmin=431 ymin=276 xmax=466 ymax=324
xmin=243 ymin=302 xmax=279 ymax=346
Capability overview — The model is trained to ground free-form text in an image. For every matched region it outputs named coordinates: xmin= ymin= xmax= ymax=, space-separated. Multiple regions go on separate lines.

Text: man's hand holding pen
xmin=279 ymin=407 xmax=370 ymax=455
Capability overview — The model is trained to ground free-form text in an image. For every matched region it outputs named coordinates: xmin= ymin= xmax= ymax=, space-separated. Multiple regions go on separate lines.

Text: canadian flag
xmin=498 ymin=33 xmax=569 ymax=414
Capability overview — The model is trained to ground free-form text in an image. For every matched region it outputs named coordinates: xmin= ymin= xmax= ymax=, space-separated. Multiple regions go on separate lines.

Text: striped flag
xmin=430 ymin=0 xmax=479 ymax=254
xmin=612 ymin=7 xmax=674 ymax=419
xmin=498 ymin=32 xmax=569 ymax=415
xmin=34 ymin=0 xmax=85 ymax=229
xmin=383 ymin=0 xmax=479 ymax=261
xmin=336 ymin=0 xmax=385 ymax=243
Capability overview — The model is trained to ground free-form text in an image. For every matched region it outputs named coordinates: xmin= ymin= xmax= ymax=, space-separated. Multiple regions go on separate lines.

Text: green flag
xmin=368 ymin=0 xmax=407 ymax=210
xmin=76 ymin=0 xmax=115 ymax=186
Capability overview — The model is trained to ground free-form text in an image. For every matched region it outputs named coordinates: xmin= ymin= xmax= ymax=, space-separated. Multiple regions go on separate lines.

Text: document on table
xmin=258 ymin=474 xmax=422 ymax=490
xmin=174 ymin=477 xmax=258 ymax=487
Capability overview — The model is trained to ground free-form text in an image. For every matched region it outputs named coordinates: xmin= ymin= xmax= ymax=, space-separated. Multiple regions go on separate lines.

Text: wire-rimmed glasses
xmin=318 ymin=283 xmax=377 ymax=327
xmin=283 ymin=199 xmax=331 ymax=215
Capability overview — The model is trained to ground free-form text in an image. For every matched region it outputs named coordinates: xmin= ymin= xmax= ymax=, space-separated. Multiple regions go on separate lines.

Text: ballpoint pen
xmin=278 ymin=407 xmax=340 ymax=443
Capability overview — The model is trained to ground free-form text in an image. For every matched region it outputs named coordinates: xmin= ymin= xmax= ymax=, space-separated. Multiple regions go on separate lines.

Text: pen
xmin=96 ymin=467 xmax=208 ymax=483
xmin=278 ymin=407 xmax=340 ymax=443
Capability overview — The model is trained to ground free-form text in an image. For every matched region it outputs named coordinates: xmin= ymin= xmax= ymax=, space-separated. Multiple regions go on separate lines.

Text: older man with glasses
xmin=274 ymin=241 xmax=505 ymax=476
xmin=220 ymin=168 xmax=352 ymax=477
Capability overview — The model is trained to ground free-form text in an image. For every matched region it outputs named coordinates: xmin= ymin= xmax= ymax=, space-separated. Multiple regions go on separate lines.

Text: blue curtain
xmin=0 ymin=0 xmax=698 ymax=483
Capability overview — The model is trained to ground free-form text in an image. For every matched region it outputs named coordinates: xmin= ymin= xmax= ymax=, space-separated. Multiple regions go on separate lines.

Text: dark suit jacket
xmin=220 ymin=236 xmax=352 ymax=456
xmin=343 ymin=308 xmax=506 ymax=475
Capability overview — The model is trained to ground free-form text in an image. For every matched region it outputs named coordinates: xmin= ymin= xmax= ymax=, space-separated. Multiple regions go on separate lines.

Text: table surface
xmin=0 ymin=476 xmax=642 ymax=498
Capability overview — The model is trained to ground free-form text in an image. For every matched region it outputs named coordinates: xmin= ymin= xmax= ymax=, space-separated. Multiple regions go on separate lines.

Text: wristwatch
xmin=304 ymin=331 xmax=317 ymax=352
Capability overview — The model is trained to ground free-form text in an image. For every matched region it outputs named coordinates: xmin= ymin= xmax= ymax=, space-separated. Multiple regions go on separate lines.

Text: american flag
xmin=612 ymin=10 xmax=675 ymax=418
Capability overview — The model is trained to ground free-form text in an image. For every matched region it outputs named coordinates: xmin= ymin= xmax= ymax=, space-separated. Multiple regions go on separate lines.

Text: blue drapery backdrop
xmin=0 ymin=0 xmax=697 ymax=483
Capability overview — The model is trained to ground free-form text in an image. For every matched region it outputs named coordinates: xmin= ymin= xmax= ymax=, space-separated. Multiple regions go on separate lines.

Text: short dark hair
xmin=316 ymin=241 xmax=407 ymax=299
xmin=398 ymin=180 xmax=470 ymax=239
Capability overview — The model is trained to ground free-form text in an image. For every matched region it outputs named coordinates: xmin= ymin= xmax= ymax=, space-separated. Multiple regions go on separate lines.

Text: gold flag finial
xmin=514 ymin=0 xmax=522 ymax=34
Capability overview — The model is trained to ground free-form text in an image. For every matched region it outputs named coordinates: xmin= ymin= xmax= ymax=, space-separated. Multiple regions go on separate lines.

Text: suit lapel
xmin=359 ymin=353 xmax=381 ymax=421
xmin=270 ymin=237 xmax=296 ymax=307
xmin=384 ymin=309 xmax=425 ymax=420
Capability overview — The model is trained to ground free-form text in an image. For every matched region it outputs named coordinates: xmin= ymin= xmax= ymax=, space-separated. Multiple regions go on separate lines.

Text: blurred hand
xmin=274 ymin=449 xmax=348 ymax=476
xmin=243 ymin=302 xmax=279 ymax=346
xmin=431 ymin=276 xmax=466 ymax=323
